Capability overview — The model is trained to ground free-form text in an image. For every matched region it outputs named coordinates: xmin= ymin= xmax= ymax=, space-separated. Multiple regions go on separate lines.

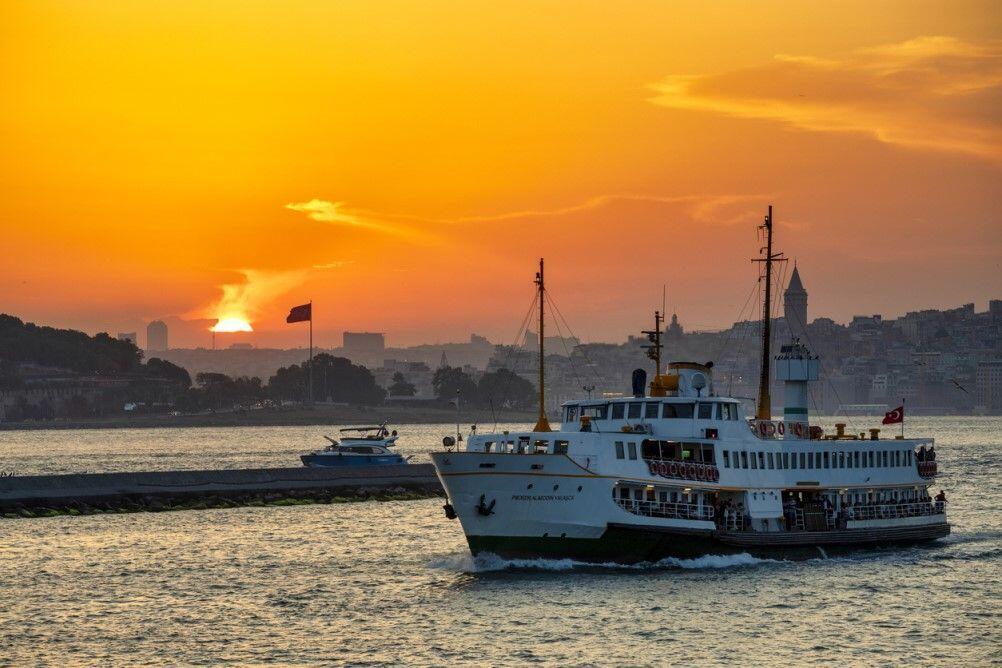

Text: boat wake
xmin=428 ymin=551 xmax=774 ymax=573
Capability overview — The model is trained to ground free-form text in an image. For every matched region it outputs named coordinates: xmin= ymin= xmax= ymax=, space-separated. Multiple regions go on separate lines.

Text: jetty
xmin=0 ymin=465 xmax=444 ymax=518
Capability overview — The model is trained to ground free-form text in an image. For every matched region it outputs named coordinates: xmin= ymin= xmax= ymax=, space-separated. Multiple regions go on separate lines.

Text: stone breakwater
xmin=0 ymin=464 xmax=444 ymax=518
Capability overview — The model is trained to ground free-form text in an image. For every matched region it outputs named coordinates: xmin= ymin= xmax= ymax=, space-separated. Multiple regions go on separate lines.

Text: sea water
xmin=0 ymin=417 xmax=999 ymax=664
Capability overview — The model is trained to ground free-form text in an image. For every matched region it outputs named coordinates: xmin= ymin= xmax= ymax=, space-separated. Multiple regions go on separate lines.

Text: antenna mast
xmin=753 ymin=205 xmax=786 ymax=421
xmin=642 ymin=310 xmax=663 ymax=378
xmin=533 ymin=258 xmax=552 ymax=432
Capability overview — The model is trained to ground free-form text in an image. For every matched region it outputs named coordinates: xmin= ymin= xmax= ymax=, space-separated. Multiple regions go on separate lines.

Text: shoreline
xmin=0 ymin=405 xmax=538 ymax=431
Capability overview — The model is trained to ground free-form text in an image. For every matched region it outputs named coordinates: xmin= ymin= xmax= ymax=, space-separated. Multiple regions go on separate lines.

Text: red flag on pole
xmin=286 ymin=303 xmax=312 ymax=323
xmin=882 ymin=405 xmax=904 ymax=425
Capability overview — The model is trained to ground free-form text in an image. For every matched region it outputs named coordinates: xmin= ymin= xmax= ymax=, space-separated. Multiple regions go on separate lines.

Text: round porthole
xmin=577 ymin=486 xmax=583 ymax=492
xmin=553 ymin=484 xmax=559 ymax=491
xmin=527 ymin=483 xmax=533 ymax=489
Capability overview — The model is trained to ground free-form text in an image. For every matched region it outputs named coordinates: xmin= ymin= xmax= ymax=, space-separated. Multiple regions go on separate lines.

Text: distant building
xmin=666 ymin=313 xmax=684 ymax=339
xmin=343 ymin=332 xmax=385 ymax=354
xmin=784 ymin=265 xmax=808 ymax=341
xmin=146 ymin=320 xmax=168 ymax=352
xmin=976 ymin=361 xmax=1002 ymax=413
xmin=117 ymin=332 xmax=137 ymax=345
xmin=229 ymin=343 xmax=254 ymax=350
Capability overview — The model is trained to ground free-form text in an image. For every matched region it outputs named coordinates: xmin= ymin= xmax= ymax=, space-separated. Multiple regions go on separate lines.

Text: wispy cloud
xmin=285 ymin=198 xmax=427 ymax=240
xmin=199 ymin=268 xmax=308 ymax=326
xmin=649 ymin=36 xmax=1002 ymax=160
xmin=312 ymin=260 xmax=354 ymax=270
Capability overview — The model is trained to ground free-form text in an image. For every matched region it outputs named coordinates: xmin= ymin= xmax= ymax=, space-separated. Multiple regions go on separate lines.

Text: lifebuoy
xmin=712 ymin=468 xmax=720 ymax=482
xmin=758 ymin=421 xmax=769 ymax=437
xmin=765 ymin=422 xmax=777 ymax=436
xmin=669 ymin=461 xmax=679 ymax=477
xmin=658 ymin=461 xmax=669 ymax=477
xmin=777 ymin=421 xmax=785 ymax=435
xmin=685 ymin=463 xmax=695 ymax=479
xmin=793 ymin=422 xmax=805 ymax=438
xmin=646 ymin=460 xmax=658 ymax=475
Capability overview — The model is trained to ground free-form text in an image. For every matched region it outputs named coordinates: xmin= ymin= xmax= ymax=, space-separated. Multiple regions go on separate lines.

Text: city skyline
xmin=1 ymin=1 xmax=999 ymax=346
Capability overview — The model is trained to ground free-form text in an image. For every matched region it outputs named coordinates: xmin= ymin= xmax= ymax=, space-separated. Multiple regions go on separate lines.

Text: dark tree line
xmin=432 ymin=366 xmax=536 ymax=411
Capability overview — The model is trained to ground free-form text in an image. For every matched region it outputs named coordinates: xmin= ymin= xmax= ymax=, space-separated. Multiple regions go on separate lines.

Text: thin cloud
xmin=649 ymin=36 xmax=1002 ymax=160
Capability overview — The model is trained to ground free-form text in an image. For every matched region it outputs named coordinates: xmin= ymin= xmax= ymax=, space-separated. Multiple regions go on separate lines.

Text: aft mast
xmin=753 ymin=205 xmax=786 ymax=421
xmin=533 ymin=258 xmax=552 ymax=432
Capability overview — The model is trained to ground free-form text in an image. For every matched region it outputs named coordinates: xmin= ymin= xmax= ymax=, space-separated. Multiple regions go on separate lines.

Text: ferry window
xmin=882 ymin=451 xmax=889 ymax=467
xmin=895 ymin=451 xmax=901 ymax=467
xmin=659 ymin=491 xmax=668 ymax=503
xmin=854 ymin=452 xmax=860 ymax=468
xmin=615 ymin=441 xmax=625 ymax=459
xmin=634 ymin=489 xmax=644 ymax=501
xmin=823 ymin=452 xmax=830 ymax=469
xmin=554 ymin=440 xmax=569 ymax=455
xmin=906 ymin=451 xmax=911 ymax=466
xmin=783 ymin=453 xmax=789 ymax=469
xmin=565 ymin=405 xmax=578 ymax=422
xmin=663 ymin=403 xmax=694 ymax=418
xmin=839 ymin=452 xmax=845 ymax=468
xmin=698 ymin=403 xmax=713 ymax=419
xmin=581 ymin=404 xmax=608 ymax=420
xmin=768 ymin=453 xmax=775 ymax=469
xmin=484 ymin=441 xmax=495 ymax=452
xmin=751 ymin=452 xmax=758 ymax=469
xmin=645 ymin=402 xmax=660 ymax=419
xmin=628 ymin=442 xmax=638 ymax=460
xmin=758 ymin=452 xmax=765 ymax=469
xmin=642 ymin=441 xmax=660 ymax=459
xmin=723 ymin=450 xmax=730 ymax=468
xmin=815 ymin=453 xmax=822 ymax=469
xmin=702 ymin=444 xmax=715 ymax=464
xmin=741 ymin=451 xmax=749 ymax=468
xmin=611 ymin=403 xmax=625 ymax=419
xmin=628 ymin=403 xmax=642 ymax=419
xmin=534 ymin=440 xmax=549 ymax=453
xmin=618 ymin=487 xmax=629 ymax=500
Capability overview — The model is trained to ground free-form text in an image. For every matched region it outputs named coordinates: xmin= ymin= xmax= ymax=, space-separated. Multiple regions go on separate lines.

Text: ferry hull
xmin=466 ymin=522 xmax=950 ymax=564
xmin=432 ymin=451 xmax=950 ymax=564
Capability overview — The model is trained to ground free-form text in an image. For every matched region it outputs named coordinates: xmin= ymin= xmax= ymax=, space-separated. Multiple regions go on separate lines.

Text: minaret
xmin=784 ymin=264 xmax=808 ymax=342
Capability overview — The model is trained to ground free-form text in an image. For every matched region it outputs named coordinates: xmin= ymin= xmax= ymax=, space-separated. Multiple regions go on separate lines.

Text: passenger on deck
xmin=935 ymin=490 xmax=947 ymax=513
xmin=917 ymin=445 xmax=927 ymax=462
xmin=927 ymin=446 xmax=936 ymax=462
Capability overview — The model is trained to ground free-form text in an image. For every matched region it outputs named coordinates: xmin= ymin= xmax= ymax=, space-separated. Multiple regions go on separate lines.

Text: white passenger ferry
xmin=430 ymin=207 xmax=949 ymax=562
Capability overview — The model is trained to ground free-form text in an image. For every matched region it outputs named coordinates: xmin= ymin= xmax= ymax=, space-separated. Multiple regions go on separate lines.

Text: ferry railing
xmin=917 ymin=461 xmax=937 ymax=478
xmin=643 ymin=458 xmax=720 ymax=483
xmin=849 ymin=502 xmax=941 ymax=521
xmin=616 ymin=498 xmax=714 ymax=522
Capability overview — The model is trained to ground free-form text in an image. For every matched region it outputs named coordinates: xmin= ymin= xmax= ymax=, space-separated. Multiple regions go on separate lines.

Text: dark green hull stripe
xmin=467 ymin=524 xmax=949 ymax=564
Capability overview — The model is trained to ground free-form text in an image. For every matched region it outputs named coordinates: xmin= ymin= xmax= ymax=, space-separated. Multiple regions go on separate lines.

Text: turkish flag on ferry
xmin=882 ymin=406 xmax=904 ymax=425
xmin=286 ymin=303 xmax=312 ymax=323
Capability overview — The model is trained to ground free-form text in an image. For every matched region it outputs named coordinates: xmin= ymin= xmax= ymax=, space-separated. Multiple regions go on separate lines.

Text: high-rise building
xmin=146 ymin=320 xmax=168 ymax=352
xmin=784 ymin=265 xmax=808 ymax=341
xmin=117 ymin=332 xmax=137 ymax=345
xmin=976 ymin=361 xmax=1002 ymax=413
xmin=343 ymin=332 xmax=385 ymax=354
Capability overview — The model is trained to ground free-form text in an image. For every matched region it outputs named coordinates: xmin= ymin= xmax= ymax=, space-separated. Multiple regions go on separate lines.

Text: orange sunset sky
xmin=1 ymin=1 xmax=999 ymax=348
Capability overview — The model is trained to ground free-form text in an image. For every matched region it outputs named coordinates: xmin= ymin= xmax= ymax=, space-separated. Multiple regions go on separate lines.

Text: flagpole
xmin=308 ymin=300 xmax=313 ymax=405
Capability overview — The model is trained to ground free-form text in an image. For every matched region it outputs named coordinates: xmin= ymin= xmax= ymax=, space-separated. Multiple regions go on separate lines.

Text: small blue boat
xmin=300 ymin=424 xmax=409 ymax=467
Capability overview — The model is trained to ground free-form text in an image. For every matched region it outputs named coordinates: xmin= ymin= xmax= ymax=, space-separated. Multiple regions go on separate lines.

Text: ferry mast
xmin=753 ymin=205 xmax=786 ymax=421
xmin=534 ymin=258 xmax=552 ymax=432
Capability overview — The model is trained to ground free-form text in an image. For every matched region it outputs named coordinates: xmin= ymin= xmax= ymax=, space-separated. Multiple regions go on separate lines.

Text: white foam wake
xmin=427 ymin=551 xmax=772 ymax=573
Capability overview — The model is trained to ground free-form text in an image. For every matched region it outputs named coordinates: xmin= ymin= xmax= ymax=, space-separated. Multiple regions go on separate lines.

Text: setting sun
xmin=211 ymin=318 xmax=253 ymax=333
